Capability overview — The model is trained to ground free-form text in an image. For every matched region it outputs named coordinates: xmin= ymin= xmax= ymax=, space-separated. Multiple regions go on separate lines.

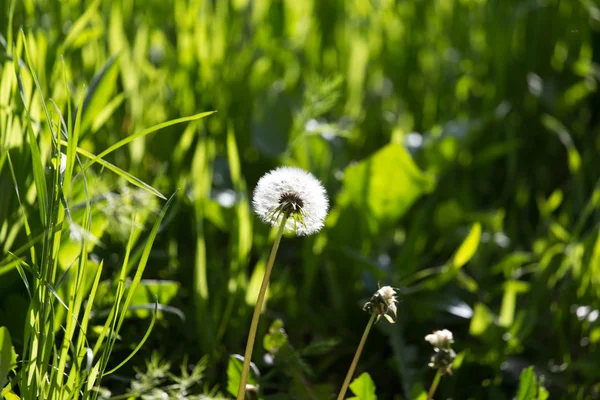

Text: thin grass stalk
xmin=427 ymin=369 xmax=442 ymax=400
xmin=336 ymin=312 xmax=377 ymax=400
xmin=236 ymin=214 xmax=288 ymax=400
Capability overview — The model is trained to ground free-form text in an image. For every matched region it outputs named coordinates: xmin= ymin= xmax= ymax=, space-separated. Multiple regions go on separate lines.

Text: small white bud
xmin=364 ymin=285 xmax=398 ymax=323
xmin=425 ymin=329 xmax=454 ymax=349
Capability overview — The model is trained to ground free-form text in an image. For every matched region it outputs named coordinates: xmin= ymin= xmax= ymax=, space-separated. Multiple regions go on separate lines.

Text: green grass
xmin=1 ymin=0 xmax=600 ymax=398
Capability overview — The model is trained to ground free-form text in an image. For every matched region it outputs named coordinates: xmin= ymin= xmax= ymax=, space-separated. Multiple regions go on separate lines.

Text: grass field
xmin=1 ymin=0 xmax=600 ymax=399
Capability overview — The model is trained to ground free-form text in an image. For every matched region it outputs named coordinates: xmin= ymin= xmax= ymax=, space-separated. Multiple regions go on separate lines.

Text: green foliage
xmin=0 ymin=327 xmax=17 ymax=391
xmin=227 ymin=356 xmax=258 ymax=398
xmin=0 ymin=10 xmax=211 ymax=397
xmin=516 ymin=367 xmax=549 ymax=400
xmin=338 ymin=143 xmax=434 ymax=229
xmin=1 ymin=0 xmax=599 ymax=398
xmin=452 ymin=223 xmax=482 ymax=269
xmin=348 ymin=373 xmax=377 ymax=400
xmin=123 ymin=353 xmax=224 ymax=400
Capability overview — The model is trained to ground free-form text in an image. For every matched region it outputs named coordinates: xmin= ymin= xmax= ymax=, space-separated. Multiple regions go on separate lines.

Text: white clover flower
xmin=425 ymin=329 xmax=454 ymax=349
xmin=252 ymin=167 xmax=329 ymax=236
xmin=363 ymin=285 xmax=398 ymax=323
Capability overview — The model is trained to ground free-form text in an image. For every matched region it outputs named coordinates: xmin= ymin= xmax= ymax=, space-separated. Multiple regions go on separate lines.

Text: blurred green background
xmin=1 ymin=0 xmax=600 ymax=398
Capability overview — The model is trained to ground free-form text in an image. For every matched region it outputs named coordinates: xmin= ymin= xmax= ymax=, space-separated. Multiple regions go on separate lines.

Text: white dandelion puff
xmin=252 ymin=166 xmax=329 ymax=236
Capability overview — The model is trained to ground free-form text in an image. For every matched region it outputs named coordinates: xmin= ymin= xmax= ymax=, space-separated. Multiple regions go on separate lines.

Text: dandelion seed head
xmin=253 ymin=167 xmax=329 ymax=236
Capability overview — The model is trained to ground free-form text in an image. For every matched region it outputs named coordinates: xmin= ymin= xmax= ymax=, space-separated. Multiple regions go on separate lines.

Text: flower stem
xmin=426 ymin=369 xmax=442 ymax=400
xmin=336 ymin=312 xmax=377 ymax=400
xmin=236 ymin=216 xmax=288 ymax=400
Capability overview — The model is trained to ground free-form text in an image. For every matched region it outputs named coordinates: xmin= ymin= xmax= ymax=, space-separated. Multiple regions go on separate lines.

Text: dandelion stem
xmin=427 ymin=369 xmax=442 ymax=400
xmin=237 ymin=215 xmax=288 ymax=400
xmin=336 ymin=312 xmax=377 ymax=400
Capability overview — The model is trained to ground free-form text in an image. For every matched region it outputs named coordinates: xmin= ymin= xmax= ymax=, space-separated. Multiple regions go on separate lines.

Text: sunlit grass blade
xmin=113 ymin=192 xmax=177 ymax=335
xmin=216 ymin=126 xmax=252 ymax=342
xmin=15 ymin=263 xmax=32 ymax=300
xmin=81 ymin=111 xmax=216 ymax=171
xmin=102 ymin=301 xmax=157 ymax=376
xmin=0 ymin=224 xmax=64 ymax=271
xmin=14 ymin=53 xmax=48 ymax=226
xmin=192 ymin=136 xmax=215 ymax=353
xmin=63 ymin=73 xmax=85 ymax=199
xmin=6 ymin=150 xmax=36 ymax=264
xmin=59 ymin=139 xmax=166 ymax=199
xmin=78 ymin=54 xmax=120 ymax=134
xmin=87 ymin=193 xmax=175 ymax=394
xmin=58 ymin=0 xmax=100 ymax=55
xmin=20 ymin=30 xmax=58 ymax=146
xmin=90 ymin=93 xmax=125 ymax=134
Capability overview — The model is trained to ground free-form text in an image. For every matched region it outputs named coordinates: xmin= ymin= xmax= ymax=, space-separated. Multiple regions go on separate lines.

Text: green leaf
xmin=348 ymin=372 xmax=377 ymax=400
xmin=3 ymin=392 xmax=20 ymax=400
xmin=0 ymin=327 xmax=17 ymax=390
xmin=538 ymin=386 xmax=549 ymax=400
xmin=516 ymin=367 xmax=537 ymax=400
xmin=499 ymin=280 xmax=530 ymax=327
xmin=227 ymin=355 xmax=258 ymax=397
xmin=469 ymin=302 xmax=494 ymax=336
xmin=340 ymin=143 xmax=435 ymax=225
xmin=127 ymin=280 xmax=182 ymax=319
xmin=263 ymin=319 xmax=288 ymax=355
xmin=452 ymin=223 xmax=482 ymax=269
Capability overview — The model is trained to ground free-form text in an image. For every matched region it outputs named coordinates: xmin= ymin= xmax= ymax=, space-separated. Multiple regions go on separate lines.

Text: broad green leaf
xmin=0 ymin=327 xmax=17 ymax=390
xmin=516 ymin=367 xmax=537 ymax=400
xmin=227 ymin=356 xmax=258 ymax=397
xmin=126 ymin=280 xmax=182 ymax=319
xmin=339 ymin=143 xmax=435 ymax=225
xmin=348 ymin=372 xmax=377 ymax=400
xmin=452 ymin=223 xmax=482 ymax=269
